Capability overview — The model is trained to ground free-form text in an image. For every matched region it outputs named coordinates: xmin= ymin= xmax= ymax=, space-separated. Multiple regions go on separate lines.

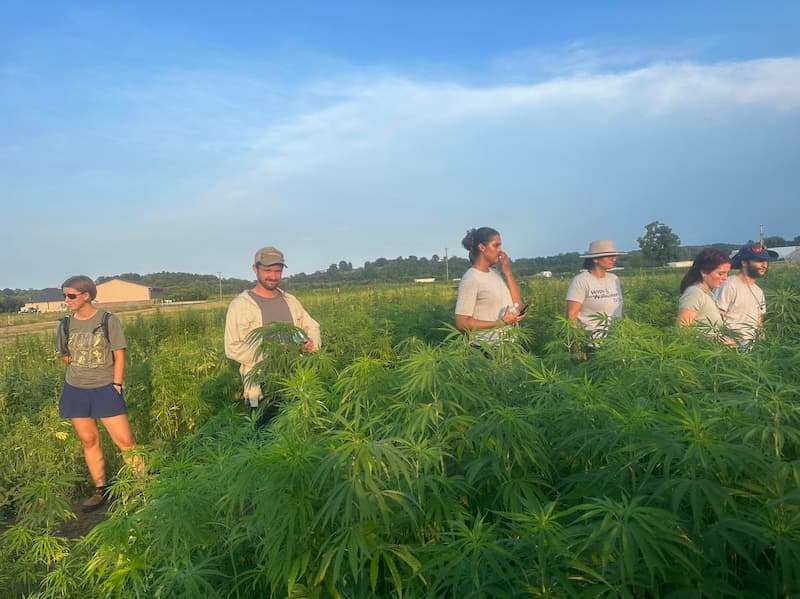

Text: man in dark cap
xmin=224 ymin=246 xmax=321 ymax=410
xmin=714 ymin=244 xmax=778 ymax=347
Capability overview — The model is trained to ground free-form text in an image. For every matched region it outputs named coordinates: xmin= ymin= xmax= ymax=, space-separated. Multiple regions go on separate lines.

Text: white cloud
xmin=236 ymin=57 xmax=800 ymax=188
xmin=5 ymin=54 xmax=800 ymax=286
xmin=197 ymin=56 xmax=798 ymax=270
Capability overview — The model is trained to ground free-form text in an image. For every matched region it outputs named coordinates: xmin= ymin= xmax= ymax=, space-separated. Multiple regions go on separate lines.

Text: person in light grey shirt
xmin=454 ymin=227 xmax=525 ymax=344
xmin=566 ymin=240 xmax=625 ymax=337
xmin=677 ymin=248 xmax=734 ymax=346
xmin=714 ymin=244 xmax=777 ymax=347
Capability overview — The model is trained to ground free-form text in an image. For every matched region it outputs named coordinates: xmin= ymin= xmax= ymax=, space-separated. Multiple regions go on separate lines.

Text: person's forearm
xmin=566 ymin=301 xmax=582 ymax=321
xmin=455 ymin=314 xmax=512 ymax=331
xmin=113 ymin=349 xmax=125 ymax=383
xmin=502 ymin=268 xmax=522 ymax=305
xmin=676 ymin=309 xmax=697 ymax=327
xmin=466 ymin=317 xmax=502 ymax=330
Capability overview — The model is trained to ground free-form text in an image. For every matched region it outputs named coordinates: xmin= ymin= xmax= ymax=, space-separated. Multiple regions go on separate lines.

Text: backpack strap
xmin=101 ymin=311 xmax=111 ymax=343
xmin=56 ymin=315 xmax=70 ymax=354
xmin=61 ymin=315 xmax=70 ymax=339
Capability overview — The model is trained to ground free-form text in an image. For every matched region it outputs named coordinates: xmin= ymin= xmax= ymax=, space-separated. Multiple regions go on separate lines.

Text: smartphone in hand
xmin=517 ymin=302 xmax=530 ymax=316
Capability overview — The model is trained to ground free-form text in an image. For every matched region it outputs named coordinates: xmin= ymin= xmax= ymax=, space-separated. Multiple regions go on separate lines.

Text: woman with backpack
xmin=55 ymin=275 xmax=137 ymax=511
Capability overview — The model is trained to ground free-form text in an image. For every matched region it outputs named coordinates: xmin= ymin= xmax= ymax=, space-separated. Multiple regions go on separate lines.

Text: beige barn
xmin=95 ymin=278 xmax=164 ymax=307
xmin=20 ymin=288 xmax=67 ymax=313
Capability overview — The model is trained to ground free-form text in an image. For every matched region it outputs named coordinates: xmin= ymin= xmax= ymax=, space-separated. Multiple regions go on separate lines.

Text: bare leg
xmin=101 ymin=414 xmax=143 ymax=474
xmin=71 ymin=418 xmax=105 ymax=487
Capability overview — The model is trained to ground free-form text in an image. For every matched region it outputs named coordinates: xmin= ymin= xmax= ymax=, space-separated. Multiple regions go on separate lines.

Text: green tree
xmin=763 ymin=235 xmax=787 ymax=248
xmin=637 ymin=221 xmax=681 ymax=266
xmin=0 ymin=295 xmax=23 ymax=313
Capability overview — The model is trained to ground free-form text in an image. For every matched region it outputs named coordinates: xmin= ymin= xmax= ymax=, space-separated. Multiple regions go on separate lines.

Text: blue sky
xmin=2 ymin=2 xmax=799 ymax=288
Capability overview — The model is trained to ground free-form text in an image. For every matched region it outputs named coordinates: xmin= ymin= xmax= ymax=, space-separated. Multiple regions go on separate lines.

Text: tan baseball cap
xmin=254 ymin=246 xmax=286 ymax=267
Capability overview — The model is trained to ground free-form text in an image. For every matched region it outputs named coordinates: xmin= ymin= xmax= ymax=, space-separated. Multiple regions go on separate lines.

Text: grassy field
xmin=1 ymin=267 xmax=799 ymax=598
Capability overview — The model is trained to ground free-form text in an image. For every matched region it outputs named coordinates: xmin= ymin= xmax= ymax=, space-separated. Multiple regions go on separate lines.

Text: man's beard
xmin=743 ymin=262 xmax=766 ymax=279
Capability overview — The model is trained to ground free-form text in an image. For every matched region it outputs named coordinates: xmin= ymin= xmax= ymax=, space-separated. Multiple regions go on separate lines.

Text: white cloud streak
xmin=239 ymin=56 xmax=800 ymax=194
xmin=4 ymin=55 xmax=799 ymax=287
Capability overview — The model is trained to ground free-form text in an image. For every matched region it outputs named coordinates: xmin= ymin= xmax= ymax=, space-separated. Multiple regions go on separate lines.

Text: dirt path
xmin=57 ymin=498 xmax=111 ymax=539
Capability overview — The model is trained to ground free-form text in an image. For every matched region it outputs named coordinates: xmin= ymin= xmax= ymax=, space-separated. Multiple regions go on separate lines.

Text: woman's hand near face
xmin=497 ymin=250 xmax=522 ymax=305
xmin=497 ymin=251 xmax=512 ymax=272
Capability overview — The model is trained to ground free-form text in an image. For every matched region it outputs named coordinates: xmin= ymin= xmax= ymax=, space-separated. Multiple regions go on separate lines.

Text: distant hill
xmin=85 ymin=243 xmax=751 ymax=296
xmin=2 ymin=237 xmax=793 ymax=311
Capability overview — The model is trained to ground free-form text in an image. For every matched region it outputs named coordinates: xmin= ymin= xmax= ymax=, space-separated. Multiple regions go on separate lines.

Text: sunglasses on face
xmin=63 ymin=292 xmax=83 ymax=300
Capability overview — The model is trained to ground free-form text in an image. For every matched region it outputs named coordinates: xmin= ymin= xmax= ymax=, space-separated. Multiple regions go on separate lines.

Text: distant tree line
xmin=3 ymin=228 xmax=798 ymax=312
xmin=757 ymin=235 xmax=800 ymax=248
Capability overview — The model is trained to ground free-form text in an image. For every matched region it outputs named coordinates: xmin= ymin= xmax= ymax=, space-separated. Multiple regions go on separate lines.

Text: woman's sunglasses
xmin=63 ymin=292 xmax=83 ymax=300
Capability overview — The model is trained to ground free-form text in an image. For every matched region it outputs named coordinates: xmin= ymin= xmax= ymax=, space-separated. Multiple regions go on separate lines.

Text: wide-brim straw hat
xmin=579 ymin=240 xmax=627 ymax=258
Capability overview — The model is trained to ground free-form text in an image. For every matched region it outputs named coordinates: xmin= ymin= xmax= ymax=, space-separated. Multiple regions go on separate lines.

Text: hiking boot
xmin=80 ymin=487 xmax=108 ymax=512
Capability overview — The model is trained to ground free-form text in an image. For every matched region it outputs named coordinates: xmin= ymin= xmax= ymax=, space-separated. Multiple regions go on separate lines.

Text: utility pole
xmin=217 ymin=272 xmax=223 ymax=300
xmin=444 ymin=248 xmax=449 ymax=281
xmin=759 ymin=224 xmax=764 ymax=247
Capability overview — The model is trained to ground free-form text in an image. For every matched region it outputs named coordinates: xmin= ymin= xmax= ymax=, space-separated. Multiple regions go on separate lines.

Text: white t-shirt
xmin=714 ymin=276 xmax=765 ymax=343
xmin=679 ymin=285 xmax=724 ymax=329
xmin=455 ymin=267 xmax=513 ymax=343
xmin=566 ymin=270 xmax=623 ymax=334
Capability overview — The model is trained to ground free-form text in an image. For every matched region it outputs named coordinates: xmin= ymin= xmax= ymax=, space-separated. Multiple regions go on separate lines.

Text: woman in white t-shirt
xmin=677 ymin=248 xmax=735 ymax=346
xmin=566 ymin=240 xmax=625 ymax=337
xmin=454 ymin=227 xmax=525 ymax=343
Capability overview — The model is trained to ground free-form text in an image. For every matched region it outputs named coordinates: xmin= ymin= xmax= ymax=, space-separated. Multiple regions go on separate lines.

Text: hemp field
xmin=2 ymin=267 xmax=800 ymax=598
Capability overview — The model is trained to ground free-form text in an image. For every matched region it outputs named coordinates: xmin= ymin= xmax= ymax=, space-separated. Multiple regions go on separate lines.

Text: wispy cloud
xmin=242 ymin=56 xmax=800 ymax=181
xmin=489 ymin=39 xmax=713 ymax=80
xmin=4 ymin=51 xmax=799 ymax=285
xmin=169 ymin=55 xmax=796 ymax=274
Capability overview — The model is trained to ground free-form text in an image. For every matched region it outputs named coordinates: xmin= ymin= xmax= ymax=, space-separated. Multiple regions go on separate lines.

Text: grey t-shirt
xmin=566 ymin=270 xmax=623 ymax=334
xmin=714 ymin=276 xmax=766 ymax=342
xmin=679 ymin=285 xmax=724 ymax=328
xmin=58 ymin=310 xmax=126 ymax=389
xmin=248 ymin=291 xmax=292 ymax=326
xmin=455 ymin=267 xmax=514 ymax=343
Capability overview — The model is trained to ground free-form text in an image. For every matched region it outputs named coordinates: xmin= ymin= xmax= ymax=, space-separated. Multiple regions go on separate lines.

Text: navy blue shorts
xmin=59 ymin=382 xmax=128 ymax=419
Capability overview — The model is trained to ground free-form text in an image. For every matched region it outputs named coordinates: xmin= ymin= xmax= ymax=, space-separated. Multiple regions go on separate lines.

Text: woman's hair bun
xmin=461 ymin=228 xmax=476 ymax=252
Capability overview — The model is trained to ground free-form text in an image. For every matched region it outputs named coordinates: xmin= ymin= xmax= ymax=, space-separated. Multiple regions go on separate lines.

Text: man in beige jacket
xmin=224 ymin=246 xmax=321 ymax=409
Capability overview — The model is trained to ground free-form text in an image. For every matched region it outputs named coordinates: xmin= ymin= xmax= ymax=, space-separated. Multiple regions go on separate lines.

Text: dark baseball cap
xmin=731 ymin=244 xmax=778 ymax=268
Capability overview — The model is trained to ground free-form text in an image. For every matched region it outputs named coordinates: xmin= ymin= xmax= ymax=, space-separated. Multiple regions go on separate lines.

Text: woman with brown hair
xmin=677 ymin=249 xmax=734 ymax=344
xmin=55 ymin=275 xmax=138 ymax=511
